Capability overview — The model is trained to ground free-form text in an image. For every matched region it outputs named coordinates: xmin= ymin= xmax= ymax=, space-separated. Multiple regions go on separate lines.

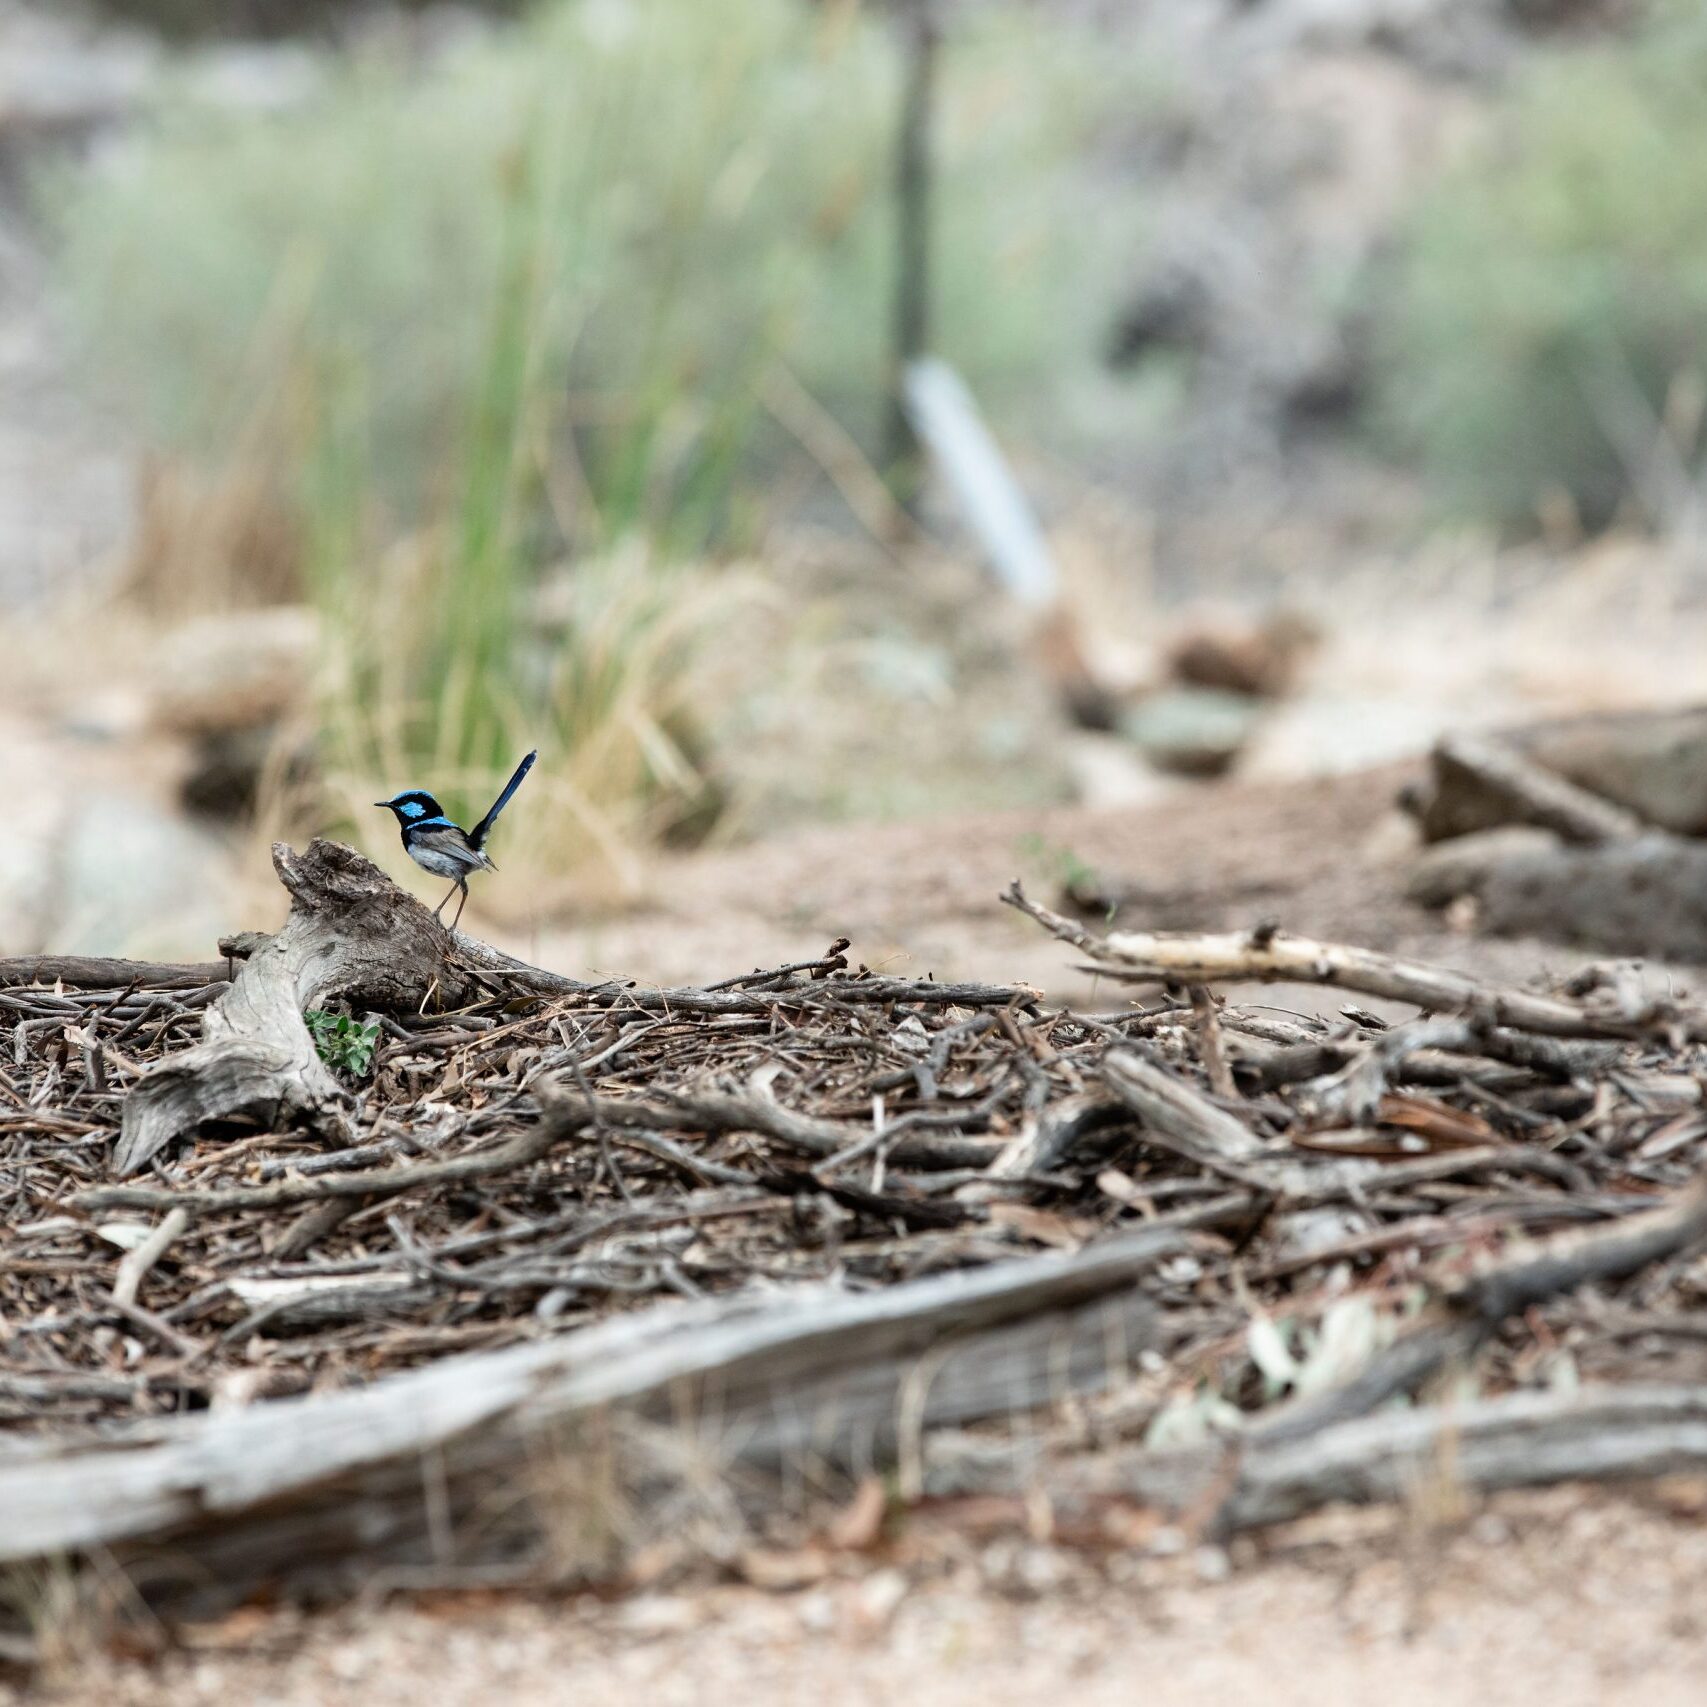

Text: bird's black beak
xmin=373 ymin=801 xmax=390 ymax=809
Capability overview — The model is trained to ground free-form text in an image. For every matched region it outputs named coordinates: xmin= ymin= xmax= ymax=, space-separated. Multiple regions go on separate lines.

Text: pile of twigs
xmin=6 ymin=881 xmax=1707 ymax=1455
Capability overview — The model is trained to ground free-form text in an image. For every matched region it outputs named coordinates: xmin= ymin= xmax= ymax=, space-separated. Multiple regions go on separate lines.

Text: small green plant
xmin=304 ymin=1009 xmax=380 ymax=1077
xmin=1377 ymin=1 xmax=1707 ymax=532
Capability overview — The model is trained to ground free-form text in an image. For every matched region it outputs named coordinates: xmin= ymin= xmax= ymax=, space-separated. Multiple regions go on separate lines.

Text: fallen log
xmin=926 ymin=1175 xmax=1707 ymax=1529
xmin=0 ymin=954 xmax=230 ymax=990
xmin=1472 ymin=835 xmax=1707 ymax=963
xmin=1241 ymin=1170 xmax=1707 ymax=1449
xmin=929 ymin=1384 xmax=1707 ymax=1538
xmin=1224 ymin=1382 xmax=1707 ymax=1531
xmin=1405 ymin=707 xmax=1707 ymax=842
xmin=0 ymin=1228 xmax=1178 ymax=1613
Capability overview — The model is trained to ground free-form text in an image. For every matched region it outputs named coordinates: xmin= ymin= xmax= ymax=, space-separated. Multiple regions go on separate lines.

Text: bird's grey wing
xmin=409 ymin=827 xmax=494 ymax=873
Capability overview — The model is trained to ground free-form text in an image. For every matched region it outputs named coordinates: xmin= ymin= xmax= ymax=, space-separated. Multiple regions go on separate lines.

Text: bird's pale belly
xmin=408 ymin=844 xmax=476 ymax=881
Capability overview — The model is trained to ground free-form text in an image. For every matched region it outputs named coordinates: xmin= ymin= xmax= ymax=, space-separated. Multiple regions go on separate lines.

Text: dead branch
xmin=1099 ymin=1045 xmax=1552 ymax=1204
xmin=1004 ymin=881 xmax=1707 ymax=1042
xmin=1101 ymin=1047 xmax=1265 ymax=1168
xmin=453 ymin=934 xmax=1031 ymax=1014
xmin=1229 ymin=1383 xmax=1707 ymax=1531
xmin=1187 ymin=985 xmax=1237 ymax=1100
xmin=944 ymin=1384 xmax=1707 ymax=1537
xmin=110 ymin=1208 xmax=188 ymax=1308
xmin=78 ymin=1100 xmax=583 ymax=1218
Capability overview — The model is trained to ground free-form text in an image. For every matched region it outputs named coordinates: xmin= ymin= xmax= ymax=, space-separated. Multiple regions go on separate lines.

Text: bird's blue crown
xmin=376 ymin=789 xmax=449 ymax=827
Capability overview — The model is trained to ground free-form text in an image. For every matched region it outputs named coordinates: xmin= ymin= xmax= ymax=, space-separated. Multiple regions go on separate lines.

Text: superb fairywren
xmin=376 ymin=749 xmax=537 ymax=929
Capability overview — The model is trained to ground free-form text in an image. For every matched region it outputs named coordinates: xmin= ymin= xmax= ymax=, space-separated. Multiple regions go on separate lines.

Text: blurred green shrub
xmin=1379 ymin=3 xmax=1707 ymax=533
xmin=56 ymin=0 xmax=1135 ymax=555
xmin=52 ymin=0 xmax=1140 ymax=881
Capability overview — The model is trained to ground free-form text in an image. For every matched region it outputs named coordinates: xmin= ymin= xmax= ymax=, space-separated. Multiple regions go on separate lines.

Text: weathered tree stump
xmin=115 ymin=839 xmax=470 ymax=1176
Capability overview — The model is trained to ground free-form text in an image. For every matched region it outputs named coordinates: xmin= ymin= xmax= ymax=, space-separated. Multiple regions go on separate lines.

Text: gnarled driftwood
xmin=114 ymin=839 xmax=471 ymax=1176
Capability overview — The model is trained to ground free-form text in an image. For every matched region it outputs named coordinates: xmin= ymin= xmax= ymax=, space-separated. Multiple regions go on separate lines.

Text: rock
xmin=613 ymin=1590 xmax=704 ymax=1637
xmin=1404 ymin=825 xmax=1559 ymax=908
xmin=1474 ymin=834 xmax=1707 ymax=963
xmin=1034 ymin=605 xmax=1130 ymax=732
xmin=0 ymin=721 xmax=74 ymax=955
xmin=1242 ymin=691 xmax=1453 ymax=778
xmin=1166 ymin=610 xmax=1318 ymax=699
xmin=1404 ymin=708 xmax=1707 ymax=843
xmin=1059 ymin=732 xmax=1175 ymax=811
xmin=54 ymin=787 xmax=231 ymax=958
xmin=1402 ymin=750 xmax=1510 ymax=844
xmin=1521 ymin=708 xmax=1707 ymax=839
xmin=147 ymin=606 xmax=316 ymax=736
xmin=1119 ymin=687 xmax=1264 ymax=777
xmin=181 ymin=725 xmax=275 ymax=816
xmin=851 ymin=1568 xmax=908 ymax=1633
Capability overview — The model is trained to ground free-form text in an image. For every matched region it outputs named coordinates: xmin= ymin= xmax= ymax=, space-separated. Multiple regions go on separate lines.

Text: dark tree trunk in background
xmin=88 ymin=0 xmax=526 ymax=40
xmin=885 ymin=1 xmax=939 ymax=497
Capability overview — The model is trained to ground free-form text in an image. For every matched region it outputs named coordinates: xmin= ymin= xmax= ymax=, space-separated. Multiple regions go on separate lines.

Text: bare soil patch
xmin=19 ymin=1486 xmax=1707 ymax=1707
xmin=531 ymin=761 xmax=1617 ymax=1008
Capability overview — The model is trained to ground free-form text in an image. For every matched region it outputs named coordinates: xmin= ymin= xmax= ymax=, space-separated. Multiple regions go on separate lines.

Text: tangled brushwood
xmin=5 ymin=847 xmax=1707 ymax=1623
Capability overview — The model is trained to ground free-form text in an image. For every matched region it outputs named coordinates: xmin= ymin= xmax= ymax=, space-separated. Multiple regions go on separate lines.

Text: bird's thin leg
xmin=434 ymin=879 xmax=459 ymax=918
xmin=450 ymin=882 xmax=469 ymax=931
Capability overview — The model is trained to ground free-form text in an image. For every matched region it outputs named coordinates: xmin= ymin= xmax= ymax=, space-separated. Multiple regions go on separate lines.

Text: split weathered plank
xmin=0 ymin=1227 xmax=1178 ymax=1605
xmin=924 ymin=1384 xmax=1707 ymax=1535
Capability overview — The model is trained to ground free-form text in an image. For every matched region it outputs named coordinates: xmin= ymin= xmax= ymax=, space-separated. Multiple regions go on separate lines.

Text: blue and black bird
xmin=375 ymin=750 xmax=537 ymax=930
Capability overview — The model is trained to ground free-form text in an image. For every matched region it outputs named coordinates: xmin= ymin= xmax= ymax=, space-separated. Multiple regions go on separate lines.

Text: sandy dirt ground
xmin=19 ymin=1486 xmax=1707 ymax=1706
xmin=526 ymin=758 xmax=1611 ymax=1014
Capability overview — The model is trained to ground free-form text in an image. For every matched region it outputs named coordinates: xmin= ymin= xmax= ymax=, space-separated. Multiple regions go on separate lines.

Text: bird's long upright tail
xmin=468 ymin=749 xmax=538 ymax=849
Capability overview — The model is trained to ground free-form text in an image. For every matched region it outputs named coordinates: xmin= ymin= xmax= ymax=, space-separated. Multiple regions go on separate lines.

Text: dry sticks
xmin=6 ymin=852 xmax=1707 ymax=1616
xmin=0 ymin=853 xmax=1127 ymax=1441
